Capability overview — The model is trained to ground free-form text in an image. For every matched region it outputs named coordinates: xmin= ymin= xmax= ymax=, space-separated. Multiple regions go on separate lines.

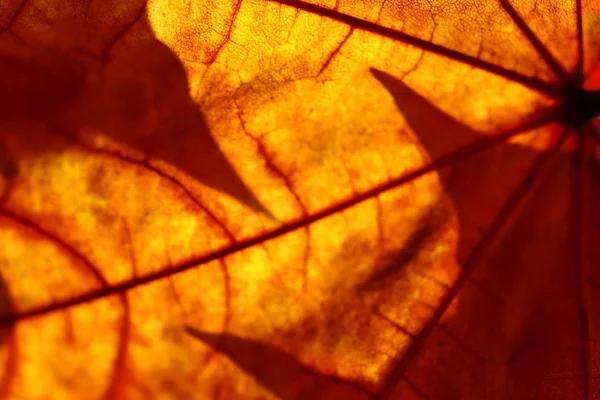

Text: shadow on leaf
xmin=366 ymin=69 xmax=590 ymax=399
xmin=358 ymin=206 xmax=449 ymax=292
xmin=369 ymin=68 xmax=561 ymax=263
xmin=0 ymin=139 xmax=17 ymax=179
xmin=183 ymin=70 xmax=564 ymax=400
xmin=0 ymin=14 xmax=269 ymax=215
xmin=185 ymin=326 xmax=370 ymax=400
xmin=0 ymin=270 xmax=16 ymax=396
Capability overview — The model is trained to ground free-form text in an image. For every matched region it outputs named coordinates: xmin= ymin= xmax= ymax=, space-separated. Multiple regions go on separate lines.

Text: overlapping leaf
xmin=0 ymin=0 xmax=599 ymax=399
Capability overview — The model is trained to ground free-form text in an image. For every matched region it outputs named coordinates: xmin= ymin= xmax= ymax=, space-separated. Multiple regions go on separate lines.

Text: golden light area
xmin=0 ymin=0 xmax=595 ymax=398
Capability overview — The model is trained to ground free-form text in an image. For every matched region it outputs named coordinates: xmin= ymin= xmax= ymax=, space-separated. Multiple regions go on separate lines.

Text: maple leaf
xmin=0 ymin=0 xmax=600 ymax=399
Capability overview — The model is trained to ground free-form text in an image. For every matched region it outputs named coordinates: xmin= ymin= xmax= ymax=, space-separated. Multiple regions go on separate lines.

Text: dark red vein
xmin=497 ymin=0 xmax=570 ymax=82
xmin=0 ymin=113 xmax=559 ymax=323
xmin=0 ymin=210 xmax=107 ymax=290
xmin=100 ymin=1 xmax=148 ymax=62
xmin=45 ymin=122 xmax=237 ymax=243
xmin=0 ymin=0 xmax=28 ymax=33
xmin=575 ymin=0 xmax=584 ymax=82
xmin=376 ymin=129 xmax=571 ymax=399
xmin=374 ymin=309 xmax=416 ymax=339
xmin=402 ymin=378 xmax=429 ymax=400
xmin=318 ymin=27 xmax=354 ymax=76
xmin=0 ymin=209 xmax=132 ymax=399
xmin=0 ymin=244 xmax=17 ymax=400
xmin=219 ymin=260 xmax=232 ymax=334
xmin=436 ymin=324 xmax=506 ymax=365
xmin=206 ymin=0 xmax=243 ymax=64
xmin=234 ymin=100 xmax=311 ymax=290
xmin=267 ymin=0 xmax=562 ymax=96
xmin=0 ymin=331 xmax=17 ymax=400
xmin=575 ymin=127 xmax=591 ymax=400
xmin=102 ymin=295 xmax=131 ymax=400
xmin=122 ymin=220 xmax=139 ymax=278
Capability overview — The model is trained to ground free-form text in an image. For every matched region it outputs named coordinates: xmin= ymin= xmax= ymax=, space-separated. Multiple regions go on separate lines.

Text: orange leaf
xmin=0 ymin=1 xmax=599 ymax=399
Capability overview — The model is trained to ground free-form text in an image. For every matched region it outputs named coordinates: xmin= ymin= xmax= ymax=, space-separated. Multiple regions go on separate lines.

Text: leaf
xmin=0 ymin=0 xmax=599 ymax=399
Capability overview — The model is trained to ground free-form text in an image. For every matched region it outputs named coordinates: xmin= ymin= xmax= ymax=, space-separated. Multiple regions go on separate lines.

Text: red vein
xmin=0 ymin=113 xmax=559 ymax=323
xmin=576 ymin=127 xmax=591 ymax=400
xmin=402 ymin=378 xmax=428 ymax=400
xmin=497 ymin=0 xmax=570 ymax=82
xmin=46 ymin=123 xmax=237 ymax=243
xmin=234 ymin=100 xmax=311 ymax=290
xmin=376 ymin=129 xmax=571 ymax=399
xmin=0 ymin=260 xmax=18 ymax=400
xmin=100 ymin=1 xmax=148 ymax=62
xmin=206 ymin=0 xmax=243 ymax=64
xmin=575 ymin=0 xmax=584 ymax=82
xmin=102 ymin=295 xmax=131 ymax=400
xmin=122 ymin=220 xmax=139 ymax=278
xmin=0 ymin=0 xmax=28 ymax=33
xmin=0 ymin=210 xmax=107 ymax=290
xmin=318 ymin=27 xmax=354 ymax=76
xmin=219 ymin=260 xmax=232 ymax=333
xmin=0 ymin=330 xmax=17 ymax=400
xmin=267 ymin=0 xmax=562 ymax=96
xmin=374 ymin=309 xmax=415 ymax=339
xmin=436 ymin=324 xmax=506 ymax=364
xmin=0 ymin=210 xmax=131 ymax=398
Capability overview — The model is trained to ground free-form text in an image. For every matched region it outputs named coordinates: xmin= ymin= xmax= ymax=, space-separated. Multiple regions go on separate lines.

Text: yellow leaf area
xmin=0 ymin=0 xmax=595 ymax=399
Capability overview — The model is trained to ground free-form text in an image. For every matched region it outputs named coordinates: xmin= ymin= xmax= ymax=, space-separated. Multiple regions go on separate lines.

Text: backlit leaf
xmin=0 ymin=0 xmax=599 ymax=399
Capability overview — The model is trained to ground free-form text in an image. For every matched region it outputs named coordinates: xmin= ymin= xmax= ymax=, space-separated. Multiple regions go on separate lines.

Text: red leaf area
xmin=0 ymin=0 xmax=600 ymax=399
